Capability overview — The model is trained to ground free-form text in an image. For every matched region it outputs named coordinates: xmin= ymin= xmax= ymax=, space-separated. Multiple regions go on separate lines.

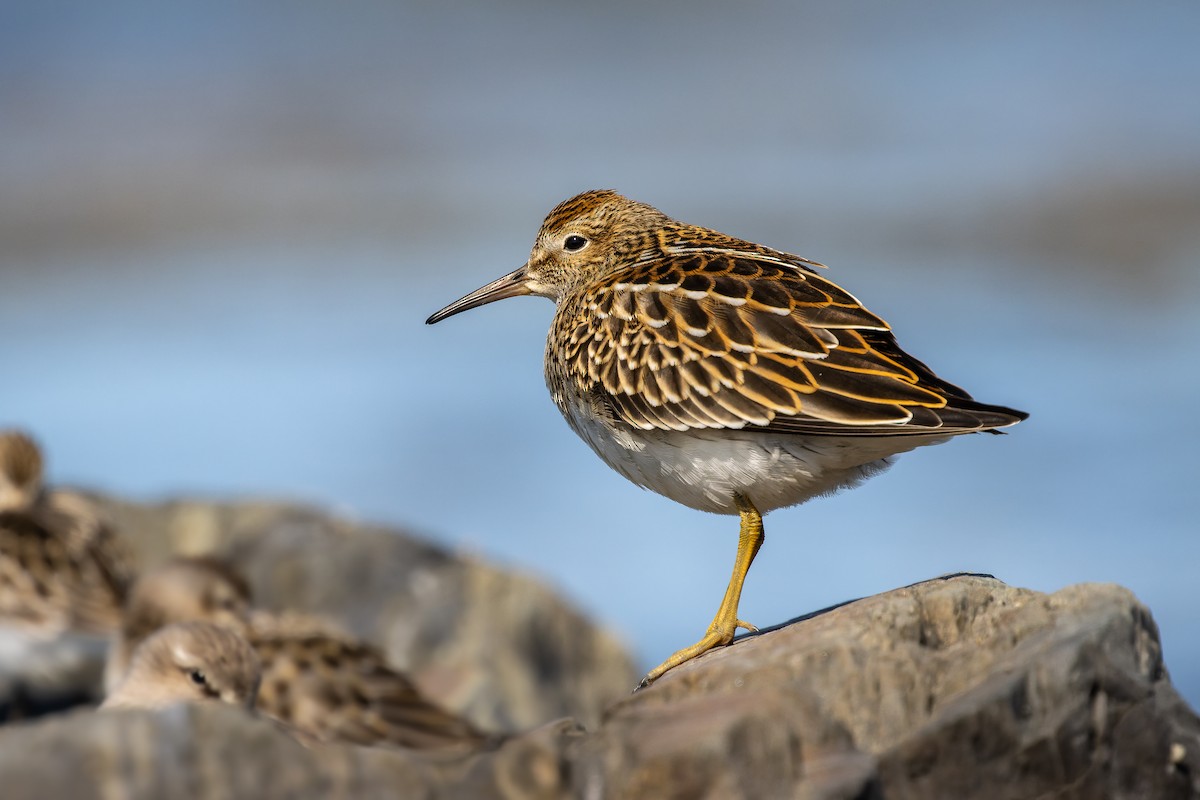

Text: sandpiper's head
xmin=103 ymin=621 xmax=261 ymax=710
xmin=426 ymin=190 xmax=670 ymax=324
xmin=121 ymin=557 xmax=253 ymax=650
xmin=0 ymin=430 xmax=45 ymax=512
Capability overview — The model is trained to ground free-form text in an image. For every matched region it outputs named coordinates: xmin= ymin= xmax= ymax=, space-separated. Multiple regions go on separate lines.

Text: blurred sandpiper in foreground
xmin=0 ymin=430 xmax=132 ymax=635
xmin=108 ymin=558 xmax=491 ymax=750
xmin=427 ymin=190 xmax=1027 ymax=686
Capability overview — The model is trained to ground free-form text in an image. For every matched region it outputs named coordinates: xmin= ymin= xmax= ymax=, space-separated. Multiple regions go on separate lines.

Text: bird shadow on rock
xmin=732 ymin=571 xmax=998 ymax=641
xmin=630 ymin=571 xmax=1002 ymax=692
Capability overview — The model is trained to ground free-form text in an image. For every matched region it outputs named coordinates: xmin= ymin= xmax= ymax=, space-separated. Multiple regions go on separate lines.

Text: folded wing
xmin=555 ymin=247 xmax=1026 ymax=437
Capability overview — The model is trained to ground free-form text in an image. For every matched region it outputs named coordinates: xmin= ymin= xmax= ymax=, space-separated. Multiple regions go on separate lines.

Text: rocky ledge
xmin=2 ymin=498 xmax=1198 ymax=799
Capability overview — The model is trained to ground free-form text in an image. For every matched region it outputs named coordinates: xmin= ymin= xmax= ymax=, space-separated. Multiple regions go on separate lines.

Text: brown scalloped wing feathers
xmin=554 ymin=248 xmax=1023 ymax=435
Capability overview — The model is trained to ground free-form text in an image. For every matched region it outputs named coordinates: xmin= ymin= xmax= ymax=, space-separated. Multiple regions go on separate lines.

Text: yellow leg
xmin=639 ymin=494 xmax=765 ymax=688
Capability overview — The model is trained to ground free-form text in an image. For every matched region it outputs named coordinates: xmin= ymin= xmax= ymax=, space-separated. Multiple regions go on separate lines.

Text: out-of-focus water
xmin=3 ymin=3 xmax=1199 ymax=703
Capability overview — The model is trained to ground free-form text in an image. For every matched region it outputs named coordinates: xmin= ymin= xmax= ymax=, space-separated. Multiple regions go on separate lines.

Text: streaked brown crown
xmin=540 ymin=191 xmax=1027 ymax=435
xmin=521 ymin=189 xmax=673 ymax=298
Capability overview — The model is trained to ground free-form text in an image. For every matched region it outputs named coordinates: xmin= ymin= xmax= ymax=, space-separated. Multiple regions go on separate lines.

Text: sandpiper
xmin=0 ymin=430 xmax=132 ymax=634
xmin=109 ymin=558 xmax=490 ymax=749
xmin=426 ymin=190 xmax=1028 ymax=686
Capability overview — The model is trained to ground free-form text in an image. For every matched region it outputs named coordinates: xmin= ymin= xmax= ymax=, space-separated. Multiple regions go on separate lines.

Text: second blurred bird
xmin=106 ymin=557 xmax=492 ymax=750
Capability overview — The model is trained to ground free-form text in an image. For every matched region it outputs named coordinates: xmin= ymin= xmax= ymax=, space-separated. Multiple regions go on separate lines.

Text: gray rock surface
xmin=2 ymin=571 xmax=1197 ymax=799
xmin=576 ymin=575 xmax=1200 ymax=799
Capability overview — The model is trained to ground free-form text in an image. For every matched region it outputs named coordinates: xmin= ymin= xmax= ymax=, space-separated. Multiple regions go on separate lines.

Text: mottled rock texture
xmin=2 ymin=564 xmax=1197 ymax=799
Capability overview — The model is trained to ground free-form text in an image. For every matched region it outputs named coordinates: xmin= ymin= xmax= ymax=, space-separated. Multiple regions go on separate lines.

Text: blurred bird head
xmin=0 ymin=430 xmax=45 ymax=511
xmin=103 ymin=621 xmax=261 ymax=710
xmin=121 ymin=557 xmax=253 ymax=647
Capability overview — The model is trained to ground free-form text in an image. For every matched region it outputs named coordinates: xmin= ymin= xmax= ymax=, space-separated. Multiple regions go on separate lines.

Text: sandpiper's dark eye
xmin=188 ymin=670 xmax=207 ymax=686
xmin=564 ymin=235 xmax=588 ymax=252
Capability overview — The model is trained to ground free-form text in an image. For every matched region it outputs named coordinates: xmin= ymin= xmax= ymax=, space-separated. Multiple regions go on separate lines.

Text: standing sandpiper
xmin=426 ymin=190 xmax=1027 ymax=686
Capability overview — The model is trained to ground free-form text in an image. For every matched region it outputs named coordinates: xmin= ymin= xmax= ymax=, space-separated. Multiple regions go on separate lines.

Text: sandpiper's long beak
xmin=425 ymin=264 xmax=532 ymax=325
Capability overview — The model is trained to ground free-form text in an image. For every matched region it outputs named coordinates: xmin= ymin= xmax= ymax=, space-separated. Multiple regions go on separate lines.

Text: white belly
xmin=559 ymin=397 xmax=952 ymax=516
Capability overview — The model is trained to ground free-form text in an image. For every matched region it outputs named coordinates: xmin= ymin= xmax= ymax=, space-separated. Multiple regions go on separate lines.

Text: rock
xmin=0 ymin=704 xmax=456 ymax=800
xmin=573 ymin=575 xmax=1200 ymax=799
xmin=2 ymin=573 xmax=1197 ymax=798
xmin=2 ymin=495 xmax=638 ymax=731
xmin=0 ymin=631 xmax=108 ymax=721
xmin=0 ymin=701 xmax=589 ymax=800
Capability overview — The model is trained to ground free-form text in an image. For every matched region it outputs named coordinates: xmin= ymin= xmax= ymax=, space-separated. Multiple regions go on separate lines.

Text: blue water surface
xmin=3 ymin=1 xmax=1199 ymax=705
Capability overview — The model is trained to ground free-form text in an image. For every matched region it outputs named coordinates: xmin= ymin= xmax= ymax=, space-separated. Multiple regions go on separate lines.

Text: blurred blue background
xmin=3 ymin=3 xmax=1198 ymax=703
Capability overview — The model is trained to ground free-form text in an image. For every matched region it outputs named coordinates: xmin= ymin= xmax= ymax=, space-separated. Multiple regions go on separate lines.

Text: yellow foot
xmin=637 ymin=630 xmax=731 ymax=689
xmin=636 ymin=618 xmax=759 ymax=690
